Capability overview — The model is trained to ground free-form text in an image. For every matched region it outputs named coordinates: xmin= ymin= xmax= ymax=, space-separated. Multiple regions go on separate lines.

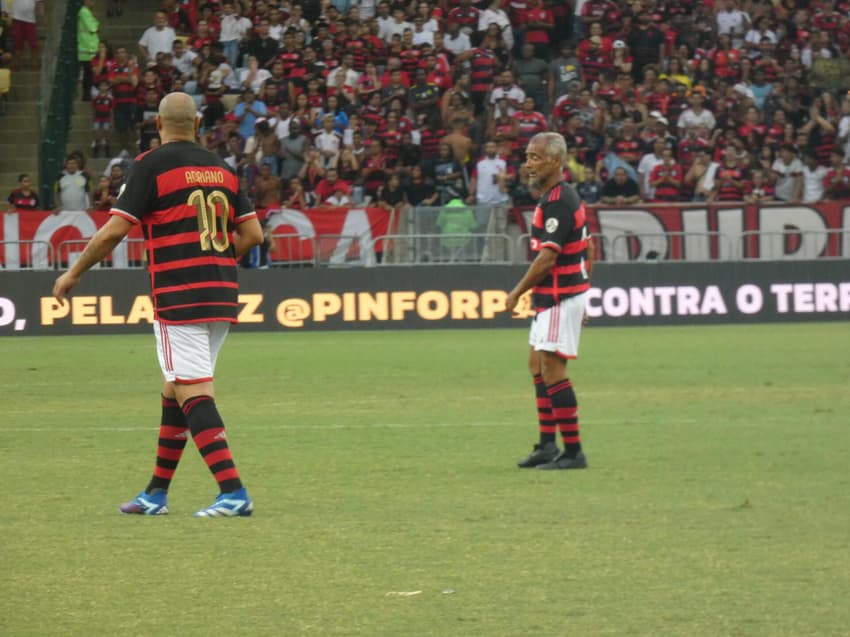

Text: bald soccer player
xmin=54 ymin=92 xmax=265 ymax=516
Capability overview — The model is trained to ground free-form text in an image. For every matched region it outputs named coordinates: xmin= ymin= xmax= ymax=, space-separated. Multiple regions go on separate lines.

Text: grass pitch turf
xmin=1 ymin=324 xmax=849 ymax=636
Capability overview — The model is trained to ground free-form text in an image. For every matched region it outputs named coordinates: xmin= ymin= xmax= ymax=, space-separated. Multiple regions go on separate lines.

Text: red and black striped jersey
xmin=469 ymin=49 xmax=498 ymax=94
xmin=530 ymin=182 xmax=591 ymax=310
xmin=110 ymin=141 xmax=256 ymax=324
xmin=715 ymin=166 xmax=745 ymax=201
xmin=92 ymin=95 xmax=114 ymax=122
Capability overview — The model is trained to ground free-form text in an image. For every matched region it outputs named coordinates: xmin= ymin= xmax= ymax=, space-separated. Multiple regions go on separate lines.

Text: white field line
xmin=0 ymin=419 xmax=689 ymax=433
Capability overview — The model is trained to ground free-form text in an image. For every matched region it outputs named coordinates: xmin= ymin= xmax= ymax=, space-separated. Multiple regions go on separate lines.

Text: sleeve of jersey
xmin=110 ymin=159 xmax=152 ymax=225
xmin=538 ymin=199 xmax=575 ymax=251
xmin=234 ymin=189 xmax=257 ymax=225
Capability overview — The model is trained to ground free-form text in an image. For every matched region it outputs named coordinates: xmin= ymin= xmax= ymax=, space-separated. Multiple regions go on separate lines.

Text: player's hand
xmin=53 ymin=271 xmax=80 ymax=302
xmin=504 ymin=290 xmax=520 ymax=312
xmin=582 ymin=310 xmax=590 ymax=326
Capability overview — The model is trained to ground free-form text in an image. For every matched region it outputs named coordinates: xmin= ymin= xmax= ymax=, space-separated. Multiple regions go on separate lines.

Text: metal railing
xmin=3 ymin=228 xmax=849 ymax=270
xmin=0 ymin=240 xmax=55 ymax=269
xmin=608 ymin=232 xmax=734 ymax=263
xmin=738 ymin=230 xmax=850 ymax=260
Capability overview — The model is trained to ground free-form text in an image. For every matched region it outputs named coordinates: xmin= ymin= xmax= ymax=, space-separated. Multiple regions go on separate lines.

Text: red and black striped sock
xmin=534 ymin=374 xmax=556 ymax=445
xmin=547 ymin=379 xmax=582 ymax=458
xmin=145 ymin=396 xmax=189 ymax=494
xmin=182 ymin=395 xmax=243 ymax=493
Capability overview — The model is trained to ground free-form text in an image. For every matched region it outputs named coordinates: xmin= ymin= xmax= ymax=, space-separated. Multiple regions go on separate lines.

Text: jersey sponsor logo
xmin=545 ymin=217 xmax=559 ymax=233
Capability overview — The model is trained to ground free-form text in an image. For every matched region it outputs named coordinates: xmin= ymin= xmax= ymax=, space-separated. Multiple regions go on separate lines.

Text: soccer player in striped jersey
xmin=53 ymin=92 xmax=265 ymax=517
xmin=506 ymin=132 xmax=594 ymax=470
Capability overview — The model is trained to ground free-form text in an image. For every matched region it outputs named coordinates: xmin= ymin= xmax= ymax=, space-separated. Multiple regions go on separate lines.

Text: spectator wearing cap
xmin=611 ymin=40 xmax=633 ymax=76
xmin=139 ymin=11 xmax=176 ymax=64
xmin=234 ymin=87 xmax=269 ymax=139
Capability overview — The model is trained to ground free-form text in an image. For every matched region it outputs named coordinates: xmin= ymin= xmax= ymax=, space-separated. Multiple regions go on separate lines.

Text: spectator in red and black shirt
xmin=92 ymin=80 xmax=114 ymax=157
xmin=649 ymin=148 xmax=684 ymax=201
xmin=823 ymin=149 xmax=850 ymax=200
xmin=109 ymin=47 xmax=140 ymax=142
xmin=712 ymin=147 xmax=747 ymax=201
xmin=7 ymin=174 xmax=40 ymax=211
xmin=53 ymin=93 xmax=264 ymax=518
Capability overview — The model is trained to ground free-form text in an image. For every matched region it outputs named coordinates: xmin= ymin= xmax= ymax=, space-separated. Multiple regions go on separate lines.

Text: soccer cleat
xmin=517 ymin=441 xmax=560 ymax=468
xmin=193 ymin=488 xmax=254 ymax=518
xmin=536 ymin=451 xmax=588 ymax=471
xmin=119 ymin=490 xmax=169 ymax=515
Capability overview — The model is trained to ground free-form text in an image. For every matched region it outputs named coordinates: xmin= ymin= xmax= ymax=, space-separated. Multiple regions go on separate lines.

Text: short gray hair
xmin=529 ymin=132 xmax=568 ymax=167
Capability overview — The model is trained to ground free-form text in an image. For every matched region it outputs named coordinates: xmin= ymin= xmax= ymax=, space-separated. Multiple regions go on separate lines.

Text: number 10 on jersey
xmin=189 ymin=189 xmax=231 ymax=252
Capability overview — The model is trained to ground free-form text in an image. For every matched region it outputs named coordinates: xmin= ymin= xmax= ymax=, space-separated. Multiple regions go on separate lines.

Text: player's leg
xmin=537 ymin=294 xmax=588 ymax=470
xmin=167 ymin=322 xmax=252 ymax=517
xmin=517 ymin=313 xmax=560 ymax=467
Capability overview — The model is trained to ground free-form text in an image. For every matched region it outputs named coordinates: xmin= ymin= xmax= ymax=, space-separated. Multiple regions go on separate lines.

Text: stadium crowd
xmin=12 ymin=0 xmax=850 ymax=214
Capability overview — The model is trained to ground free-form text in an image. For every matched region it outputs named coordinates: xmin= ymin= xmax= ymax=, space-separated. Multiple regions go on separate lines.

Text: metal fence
xmin=3 ymin=215 xmax=850 ymax=270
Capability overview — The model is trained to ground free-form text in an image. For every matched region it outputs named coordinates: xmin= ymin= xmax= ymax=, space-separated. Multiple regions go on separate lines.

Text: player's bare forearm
xmin=233 ymin=217 xmax=264 ymax=258
xmin=53 ymin=216 xmax=132 ymax=300
xmin=504 ymin=248 xmax=557 ymax=311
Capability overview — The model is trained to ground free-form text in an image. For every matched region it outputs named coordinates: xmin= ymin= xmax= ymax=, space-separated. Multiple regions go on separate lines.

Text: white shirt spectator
xmin=677 ymin=108 xmax=716 ymax=132
xmin=326 ymin=66 xmax=361 ymax=93
xmin=839 ymin=115 xmax=850 ymax=161
xmin=271 ymin=115 xmax=293 ymax=141
xmin=489 ymin=84 xmax=526 ymax=114
xmin=771 ymin=157 xmax=803 ymax=201
xmin=474 ymin=155 xmax=510 ymax=205
xmin=220 ymin=13 xmax=252 ymax=43
xmin=173 ymin=48 xmax=198 ymax=78
xmin=139 ymin=25 xmax=176 ymax=61
xmin=383 ymin=19 xmax=413 ymax=43
xmin=716 ymin=8 xmax=750 ymax=48
xmin=412 ymin=28 xmax=434 ymax=47
xmin=801 ymin=45 xmax=832 ymax=69
xmin=444 ymin=31 xmax=472 ymax=57
xmin=478 ymin=8 xmax=513 ymax=50
xmin=12 ymin=0 xmax=39 ymax=23
xmin=637 ymin=152 xmax=664 ymax=199
xmin=239 ymin=68 xmax=272 ymax=95
xmin=355 ymin=0 xmax=378 ymax=20
xmin=801 ymin=164 xmax=828 ymax=203
xmin=269 ymin=24 xmax=284 ymax=42
xmin=314 ymin=130 xmax=342 ymax=168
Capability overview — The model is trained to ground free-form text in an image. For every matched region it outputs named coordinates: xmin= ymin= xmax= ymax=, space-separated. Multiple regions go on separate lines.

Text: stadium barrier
xmin=1 ymin=259 xmax=847 ymax=336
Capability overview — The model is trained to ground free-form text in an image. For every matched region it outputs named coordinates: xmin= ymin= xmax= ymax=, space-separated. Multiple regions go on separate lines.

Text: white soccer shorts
xmin=528 ymin=292 xmax=588 ymax=359
xmin=153 ymin=320 xmax=230 ymax=384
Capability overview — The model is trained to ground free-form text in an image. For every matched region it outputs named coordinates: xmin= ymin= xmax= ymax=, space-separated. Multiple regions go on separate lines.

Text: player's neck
xmin=162 ymin=134 xmax=196 ymax=144
xmin=540 ymin=175 xmax=561 ymax=193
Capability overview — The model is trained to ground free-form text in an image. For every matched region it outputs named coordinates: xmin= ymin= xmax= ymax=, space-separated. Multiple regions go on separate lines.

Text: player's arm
xmin=233 ymin=216 xmax=264 ymax=258
xmin=585 ymin=234 xmax=595 ymax=279
xmin=505 ymin=247 xmax=558 ymax=312
xmin=53 ymin=215 xmax=135 ymax=300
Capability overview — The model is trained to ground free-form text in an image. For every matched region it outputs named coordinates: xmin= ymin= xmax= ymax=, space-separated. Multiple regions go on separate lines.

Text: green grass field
xmin=2 ymin=324 xmax=849 ymax=636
